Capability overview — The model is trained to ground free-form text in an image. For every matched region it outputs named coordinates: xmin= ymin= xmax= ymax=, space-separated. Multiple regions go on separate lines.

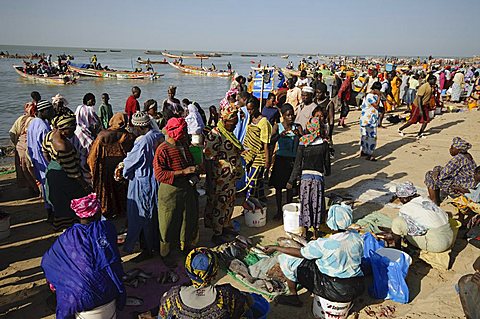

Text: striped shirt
xmin=42 ymin=131 xmax=82 ymax=179
xmin=153 ymin=142 xmax=194 ymax=185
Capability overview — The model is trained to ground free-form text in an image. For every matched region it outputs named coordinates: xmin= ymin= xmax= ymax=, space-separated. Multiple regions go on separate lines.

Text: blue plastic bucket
xmin=249 ymin=293 xmax=270 ymax=319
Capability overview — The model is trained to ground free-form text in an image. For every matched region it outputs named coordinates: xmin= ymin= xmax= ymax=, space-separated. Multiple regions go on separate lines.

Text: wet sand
xmin=1 ymin=105 xmax=479 ymax=318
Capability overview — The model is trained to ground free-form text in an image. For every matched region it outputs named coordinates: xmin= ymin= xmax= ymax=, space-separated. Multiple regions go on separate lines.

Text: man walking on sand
xmin=398 ymin=75 xmax=436 ymax=139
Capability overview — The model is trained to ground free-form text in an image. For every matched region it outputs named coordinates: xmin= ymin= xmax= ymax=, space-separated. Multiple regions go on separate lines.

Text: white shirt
xmin=295 ymin=102 xmax=317 ymax=129
xmin=399 ymin=196 xmax=449 ymax=229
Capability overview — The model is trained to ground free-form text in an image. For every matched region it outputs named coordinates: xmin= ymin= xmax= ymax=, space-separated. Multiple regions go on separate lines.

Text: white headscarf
xmin=185 ymin=104 xmax=205 ymax=135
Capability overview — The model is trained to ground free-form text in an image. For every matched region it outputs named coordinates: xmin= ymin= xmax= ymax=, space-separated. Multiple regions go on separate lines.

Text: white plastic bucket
xmin=282 ymin=203 xmax=303 ymax=235
xmin=312 ymin=295 xmax=352 ymax=319
xmin=75 ymin=299 xmax=116 ymax=318
xmin=244 ymin=207 xmax=267 ymax=228
xmin=376 ymin=247 xmax=412 ymax=265
xmin=428 ymin=110 xmax=435 ymax=119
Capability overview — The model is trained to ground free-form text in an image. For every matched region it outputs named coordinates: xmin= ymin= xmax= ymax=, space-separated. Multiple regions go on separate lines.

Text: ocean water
xmin=0 ymin=45 xmax=297 ymax=142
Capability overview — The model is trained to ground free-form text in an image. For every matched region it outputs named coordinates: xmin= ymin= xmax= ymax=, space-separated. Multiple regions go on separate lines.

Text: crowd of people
xmin=7 ymin=55 xmax=480 ymax=318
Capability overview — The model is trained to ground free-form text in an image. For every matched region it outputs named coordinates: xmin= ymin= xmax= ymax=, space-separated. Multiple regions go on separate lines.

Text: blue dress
xmin=27 ymin=118 xmax=51 ymax=208
xmin=123 ymin=129 xmax=164 ymax=253
xmin=41 ymin=221 xmax=125 ymax=318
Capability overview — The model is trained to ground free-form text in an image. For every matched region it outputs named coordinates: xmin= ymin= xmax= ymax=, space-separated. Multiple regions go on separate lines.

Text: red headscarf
xmin=165 ymin=117 xmax=187 ymax=142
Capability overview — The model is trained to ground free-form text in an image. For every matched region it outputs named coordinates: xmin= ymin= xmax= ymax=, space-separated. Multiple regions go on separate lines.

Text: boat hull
xmin=68 ymin=65 xmax=162 ymax=79
xmin=13 ymin=66 xmax=78 ymax=85
xmin=162 ymin=52 xmax=209 ymax=60
xmin=168 ymin=62 xmax=233 ymax=77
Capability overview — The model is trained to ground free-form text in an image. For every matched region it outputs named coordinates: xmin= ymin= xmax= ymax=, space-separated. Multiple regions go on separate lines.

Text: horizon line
xmin=0 ymin=43 xmax=476 ymax=59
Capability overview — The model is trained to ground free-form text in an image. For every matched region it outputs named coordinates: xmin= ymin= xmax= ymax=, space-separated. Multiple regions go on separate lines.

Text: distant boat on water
xmin=84 ymin=49 xmax=107 ymax=53
xmin=144 ymin=50 xmax=165 ymax=55
xmin=110 ymin=50 xmax=121 ymax=52
xmin=241 ymin=54 xmax=258 ymax=57
xmin=162 ymin=52 xmax=209 ymax=60
xmin=281 ymin=55 xmax=289 ymax=59
xmin=136 ymin=57 xmax=168 ymax=64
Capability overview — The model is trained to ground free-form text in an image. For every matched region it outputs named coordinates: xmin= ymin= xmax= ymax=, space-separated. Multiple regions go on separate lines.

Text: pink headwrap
xmin=219 ymin=87 xmax=239 ymax=112
xmin=165 ymin=117 xmax=187 ymax=142
xmin=70 ymin=193 xmax=100 ymax=219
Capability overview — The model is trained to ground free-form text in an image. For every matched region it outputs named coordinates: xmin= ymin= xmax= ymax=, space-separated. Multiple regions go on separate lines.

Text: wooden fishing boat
xmin=193 ymin=53 xmax=210 ymax=58
xmin=162 ymin=52 xmax=209 ymax=60
xmin=136 ymin=58 xmax=168 ymax=64
xmin=84 ymin=49 xmax=107 ymax=53
xmin=281 ymin=55 xmax=289 ymax=59
xmin=144 ymin=50 xmax=164 ymax=55
xmin=241 ymin=54 xmax=258 ymax=57
xmin=13 ymin=65 xmax=78 ymax=85
xmin=168 ymin=62 xmax=233 ymax=77
xmin=110 ymin=49 xmax=121 ymax=52
xmin=68 ymin=65 xmax=163 ymax=80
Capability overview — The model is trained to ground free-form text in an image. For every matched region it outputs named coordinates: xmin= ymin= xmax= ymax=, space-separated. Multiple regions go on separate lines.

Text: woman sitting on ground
xmin=159 ymin=248 xmax=252 ymax=318
xmin=425 ymin=137 xmax=477 ymax=205
xmin=264 ymin=204 xmax=364 ymax=307
xmin=41 ymin=193 xmax=126 ymax=318
xmin=391 ymin=181 xmax=454 ymax=253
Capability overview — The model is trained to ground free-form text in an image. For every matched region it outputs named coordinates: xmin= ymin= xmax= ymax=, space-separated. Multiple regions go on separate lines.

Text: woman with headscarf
xmin=337 ymin=71 xmax=353 ymax=128
xmin=451 ymin=70 xmax=465 ymax=103
xmin=390 ymin=181 xmax=454 ymax=253
xmin=43 ymin=113 xmax=91 ymax=230
xmin=269 ymin=103 xmax=303 ymax=219
xmin=264 ymin=204 xmax=364 ymax=307
xmin=359 ymin=82 xmax=382 ymax=161
xmin=122 ymin=112 xmax=164 ymax=261
xmin=41 ymin=193 xmax=126 ymax=319
xmin=287 ymin=117 xmax=331 ymax=238
xmin=87 ymin=113 xmax=135 ymax=218
xmin=51 ymin=93 xmax=72 ymax=116
xmin=73 ymin=93 xmax=101 ymax=183
xmin=242 ymin=97 xmax=272 ymax=206
xmin=425 ymin=137 xmax=477 ymax=205
xmin=204 ymin=104 xmax=243 ymax=244
xmin=159 ymin=248 xmax=251 ymax=318
xmin=153 ymin=117 xmax=199 ymax=257
xmin=9 ymin=101 xmax=38 ymax=196
xmin=185 ymin=101 xmax=205 ymax=145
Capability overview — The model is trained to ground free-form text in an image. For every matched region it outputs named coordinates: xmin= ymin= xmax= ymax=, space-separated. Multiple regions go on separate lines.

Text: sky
xmin=0 ymin=0 xmax=479 ymax=57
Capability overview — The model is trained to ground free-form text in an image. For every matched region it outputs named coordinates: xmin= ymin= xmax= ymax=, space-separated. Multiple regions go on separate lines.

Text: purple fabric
xmin=41 ymin=221 xmax=126 ymax=319
xmin=299 ymin=173 xmax=326 ymax=228
xmin=117 ymin=259 xmax=190 ymax=319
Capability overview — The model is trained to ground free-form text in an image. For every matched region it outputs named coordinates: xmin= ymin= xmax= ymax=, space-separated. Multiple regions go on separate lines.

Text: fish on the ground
xmin=125 ymin=296 xmax=144 ymax=306
xmin=229 ymin=259 xmax=255 ymax=283
xmin=277 ymin=237 xmax=303 ymax=249
xmin=286 ymin=232 xmax=308 ymax=246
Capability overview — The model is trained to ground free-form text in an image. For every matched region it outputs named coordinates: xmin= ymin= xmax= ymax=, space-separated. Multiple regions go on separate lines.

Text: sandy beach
xmin=1 ymin=105 xmax=479 ymax=319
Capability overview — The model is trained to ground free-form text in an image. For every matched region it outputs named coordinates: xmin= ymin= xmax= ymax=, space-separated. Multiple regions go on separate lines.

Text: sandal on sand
xmin=458 ymin=274 xmax=480 ymax=318
xmin=275 ymin=295 xmax=303 ymax=307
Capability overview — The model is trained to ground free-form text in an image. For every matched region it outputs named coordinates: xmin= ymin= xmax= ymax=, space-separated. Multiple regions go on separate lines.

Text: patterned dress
xmin=204 ymin=128 xmax=242 ymax=235
xmin=359 ymin=94 xmax=379 ymax=156
xmin=159 ymin=284 xmax=249 ymax=319
xmin=425 ymin=153 xmax=477 ymax=194
xmin=242 ymin=117 xmax=272 ymax=201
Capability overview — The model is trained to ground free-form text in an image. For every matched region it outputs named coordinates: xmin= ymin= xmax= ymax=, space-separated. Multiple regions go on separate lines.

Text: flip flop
xmin=458 ymin=274 xmax=480 ymax=318
xmin=275 ymin=295 xmax=303 ymax=307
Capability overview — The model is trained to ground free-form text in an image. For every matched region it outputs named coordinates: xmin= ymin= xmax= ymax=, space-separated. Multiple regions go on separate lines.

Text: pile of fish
xmin=123 ymin=267 xmax=179 ymax=288
xmin=210 ymin=235 xmax=252 ymax=265
xmin=228 ymin=258 xmax=286 ymax=294
xmin=122 ymin=268 xmax=153 ymax=288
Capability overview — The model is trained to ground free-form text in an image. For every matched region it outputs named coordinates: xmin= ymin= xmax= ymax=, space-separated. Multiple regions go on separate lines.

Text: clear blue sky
xmin=1 ymin=0 xmax=478 ymax=57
